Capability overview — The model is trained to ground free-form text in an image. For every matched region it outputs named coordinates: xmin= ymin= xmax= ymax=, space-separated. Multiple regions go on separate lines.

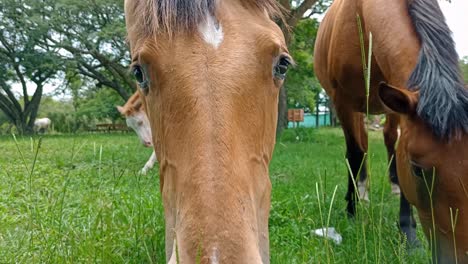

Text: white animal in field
xmin=117 ymin=92 xmax=157 ymax=175
xmin=34 ymin=118 xmax=51 ymax=133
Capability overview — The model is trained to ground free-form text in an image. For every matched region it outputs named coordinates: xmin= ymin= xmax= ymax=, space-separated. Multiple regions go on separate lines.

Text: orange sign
xmin=287 ymin=109 xmax=304 ymax=122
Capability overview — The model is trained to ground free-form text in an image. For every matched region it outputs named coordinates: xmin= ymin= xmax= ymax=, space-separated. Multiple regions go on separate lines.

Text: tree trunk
xmin=276 ymin=25 xmax=293 ymax=136
xmin=15 ymin=118 xmax=27 ymax=135
xmin=0 ymin=84 xmax=44 ymax=135
xmin=276 ymin=85 xmax=289 ymax=137
xmin=13 ymin=114 xmax=34 ymax=135
xmin=275 ymin=0 xmax=320 ymax=136
xmin=24 ymin=85 xmax=43 ymax=134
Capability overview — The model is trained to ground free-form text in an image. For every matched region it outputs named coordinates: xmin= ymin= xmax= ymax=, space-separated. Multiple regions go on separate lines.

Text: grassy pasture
xmin=0 ymin=128 xmax=430 ymax=263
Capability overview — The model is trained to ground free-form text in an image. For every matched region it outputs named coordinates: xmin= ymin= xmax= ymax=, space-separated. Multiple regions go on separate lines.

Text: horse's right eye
xmin=132 ymin=65 xmax=149 ymax=93
xmin=273 ymin=55 xmax=293 ymax=80
xmin=410 ymin=160 xmax=433 ymax=179
xmin=411 ymin=163 xmax=424 ymax=178
xmin=133 ymin=66 xmax=144 ymax=83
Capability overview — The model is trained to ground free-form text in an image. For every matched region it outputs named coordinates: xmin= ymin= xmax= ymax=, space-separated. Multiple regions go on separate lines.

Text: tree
xmin=285 ymin=19 xmax=321 ymax=111
xmin=76 ymin=88 xmax=125 ymax=124
xmin=37 ymin=96 xmax=75 ymax=133
xmin=0 ymin=0 xmax=132 ymax=134
xmin=276 ymin=0 xmax=331 ymax=136
xmin=41 ymin=0 xmax=134 ymax=100
xmin=0 ymin=0 xmax=60 ymax=134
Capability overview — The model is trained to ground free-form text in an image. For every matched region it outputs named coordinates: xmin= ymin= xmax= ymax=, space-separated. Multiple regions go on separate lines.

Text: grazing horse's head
xmin=124 ymin=0 xmax=289 ymax=262
xmin=378 ymin=0 xmax=468 ymax=261
xmin=380 ymin=83 xmax=468 ymax=262
xmin=117 ymin=92 xmax=153 ymax=147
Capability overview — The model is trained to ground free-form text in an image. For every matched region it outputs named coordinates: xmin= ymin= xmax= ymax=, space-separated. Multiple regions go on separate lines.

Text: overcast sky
xmin=440 ymin=0 xmax=468 ymax=58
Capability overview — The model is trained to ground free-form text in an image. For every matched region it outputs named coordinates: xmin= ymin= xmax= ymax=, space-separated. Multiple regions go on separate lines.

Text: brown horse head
xmin=124 ymin=0 xmax=290 ymax=262
xmin=314 ymin=0 xmax=468 ymax=261
xmin=377 ymin=2 xmax=468 ymax=262
xmin=380 ymin=81 xmax=468 ymax=262
xmin=377 ymin=1 xmax=468 ymax=262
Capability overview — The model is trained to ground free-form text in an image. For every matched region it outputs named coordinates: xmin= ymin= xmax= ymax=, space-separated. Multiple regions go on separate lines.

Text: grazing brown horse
xmin=314 ymin=0 xmax=468 ymax=262
xmin=125 ymin=0 xmax=291 ymax=263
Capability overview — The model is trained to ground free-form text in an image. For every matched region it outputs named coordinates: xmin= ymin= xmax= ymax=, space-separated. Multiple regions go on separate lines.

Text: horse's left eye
xmin=273 ymin=55 xmax=292 ymax=80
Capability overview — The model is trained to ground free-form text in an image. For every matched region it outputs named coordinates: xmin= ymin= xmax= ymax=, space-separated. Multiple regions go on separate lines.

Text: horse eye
xmin=411 ymin=164 xmax=424 ymax=178
xmin=132 ymin=65 xmax=149 ymax=92
xmin=274 ymin=55 xmax=292 ymax=80
xmin=410 ymin=160 xmax=432 ymax=178
xmin=133 ymin=66 xmax=144 ymax=83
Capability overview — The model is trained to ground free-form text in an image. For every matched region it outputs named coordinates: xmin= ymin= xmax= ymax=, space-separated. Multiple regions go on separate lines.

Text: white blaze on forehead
xmin=198 ymin=14 xmax=224 ymax=48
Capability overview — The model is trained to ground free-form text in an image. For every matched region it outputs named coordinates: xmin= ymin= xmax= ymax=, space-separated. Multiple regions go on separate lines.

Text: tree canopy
xmin=276 ymin=0 xmax=332 ymax=134
xmin=0 ymin=0 xmax=133 ymax=134
xmin=42 ymin=0 xmax=134 ymax=100
xmin=0 ymin=0 xmax=61 ymax=134
xmin=0 ymin=0 xmax=331 ymax=135
xmin=285 ymin=19 xmax=321 ymax=111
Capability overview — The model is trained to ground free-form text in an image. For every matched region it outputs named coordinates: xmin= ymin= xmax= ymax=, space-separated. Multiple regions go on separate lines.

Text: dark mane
xmin=131 ymin=0 xmax=282 ymax=37
xmin=408 ymin=0 xmax=468 ymax=139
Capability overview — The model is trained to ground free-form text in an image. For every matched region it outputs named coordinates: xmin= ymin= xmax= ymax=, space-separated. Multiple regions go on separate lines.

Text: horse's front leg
xmin=140 ymin=151 xmax=157 ymax=175
xmin=335 ymin=102 xmax=369 ymax=216
xmin=399 ymin=191 xmax=419 ymax=246
xmin=384 ymin=113 xmax=401 ymax=194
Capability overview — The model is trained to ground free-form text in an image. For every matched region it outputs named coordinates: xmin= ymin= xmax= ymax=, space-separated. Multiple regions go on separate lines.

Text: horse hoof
xmin=407 ymin=237 xmax=422 ymax=249
xmin=391 ymin=183 xmax=401 ymax=195
xmin=400 ymin=226 xmax=420 ymax=249
xmin=358 ymin=190 xmax=370 ymax=202
xmin=359 ymin=192 xmax=370 ymax=202
xmin=358 ymin=184 xmax=370 ymax=202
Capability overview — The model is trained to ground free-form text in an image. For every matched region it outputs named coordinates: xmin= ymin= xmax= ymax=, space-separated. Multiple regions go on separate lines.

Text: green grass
xmin=0 ymin=128 xmax=430 ymax=263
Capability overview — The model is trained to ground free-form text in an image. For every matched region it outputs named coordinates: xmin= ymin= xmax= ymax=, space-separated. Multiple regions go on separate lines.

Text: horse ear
xmin=134 ymin=101 xmax=143 ymax=111
xmin=116 ymin=106 xmax=125 ymax=114
xmin=379 ymin=82 xmax=417 ymax=115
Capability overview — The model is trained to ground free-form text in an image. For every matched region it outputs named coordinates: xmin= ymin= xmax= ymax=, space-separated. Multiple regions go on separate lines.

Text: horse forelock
xmin=407 ymin=0 xmax=468 ymax=140
xmin=127 ymin=0 xmax=283 ymax=38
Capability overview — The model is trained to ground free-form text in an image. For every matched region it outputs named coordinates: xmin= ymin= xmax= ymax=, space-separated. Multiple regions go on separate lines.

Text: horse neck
xmin=360 ymin=0 xmax=421 ymax=87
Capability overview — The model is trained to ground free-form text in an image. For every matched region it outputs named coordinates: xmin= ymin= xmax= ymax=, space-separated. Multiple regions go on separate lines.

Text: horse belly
xmin=331 ymin=60 xmax=388 ymax=114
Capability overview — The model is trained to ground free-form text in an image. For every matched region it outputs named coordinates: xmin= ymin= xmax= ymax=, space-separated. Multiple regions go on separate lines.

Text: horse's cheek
xmin=396 ymin=138 xmax=420 ymax=207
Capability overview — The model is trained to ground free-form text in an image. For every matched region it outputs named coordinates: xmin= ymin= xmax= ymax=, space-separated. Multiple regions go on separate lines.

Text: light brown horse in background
xmin=117 ymin=91 xmax=157 ymax=175
xmin=315 ymin=0 xmax=468 ymax=262
xmin=125 ymin=0 xmax=291 ymax=263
